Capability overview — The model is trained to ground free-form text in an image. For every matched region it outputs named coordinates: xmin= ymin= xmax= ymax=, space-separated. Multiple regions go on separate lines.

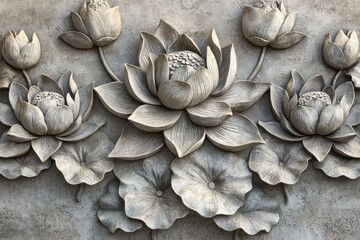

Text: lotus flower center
xmin=88 ymin=0 xmax=110 ymax=12
xmin=298 ymin=91 xmax=331 ymax=107
xmin=32 ymin=91 xmax=65 ymax=106
xmin=208 ymin=182 xmax=216 ymax=189
xmin=167 ymin=51 xmax=206 ymax=76
xmin=156 ymin=190 xmax=163 ymax=197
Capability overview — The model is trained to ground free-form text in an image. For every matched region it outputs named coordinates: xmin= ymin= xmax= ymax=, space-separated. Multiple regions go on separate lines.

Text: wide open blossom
xmin=261 ymin=69 xmax=360 ymax=162
xmin=95 ymin=20 xmax=268 ymax=159
xmin=0 ymin=70 xmax=103 ymax=162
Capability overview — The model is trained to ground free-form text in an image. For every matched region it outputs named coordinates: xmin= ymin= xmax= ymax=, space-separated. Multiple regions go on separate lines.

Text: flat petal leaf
xmin=206 ymin=113 xmax=264 ymax=152
xmin=286 ymin=69 xmax=305 ymax=97
xmin=138 ymin=32 xmax=165 ymax=69
xmin=213 ymin=186 xmax=279 ymax=235
xmin=167 ymin=34 xmax=201 ymax=55
xmin=335 ymin=82 xmax=355 ymax=111
xmin=280 ymin=116 xmax=304 ymax=137
xmin=187 ymin=101 xmax=232 ymax=127
xmin=109 ymin=123 xmax=164 ymax=160
xmin=0 ymin=103 xmax=19 ymax=126
xmin=290 ymin=105 xmax=318 ymax=135
xmin=78 ymin=82 xmax=94 ymax=121
xmin=204 ymin=47 xmax=219 ymax=92
xmin=270 ymin=31 xmax=306 ymax=49
xmin=303 ymin=136 xmax=333 ymax=162
xmin=164 ymin=112 xmax=205 ymax=158
xmin=95 ymin=82 xmax=140 ymax=118
xmin=345 ymin=104 xmax=360 ymax=126
xmin=7 ymin=124 xmax=38 ymax=143
xmin=316 ymin=103 xmax=344 ymax=135
xmin=314 ymin=152 xmax=360 ymax=179
xmin=31 ymin=136 xmax=62 ymax=162
xmin=60 ymin=31 xmax=94 ymax=49
xmin=0 ymin=131 xmax=30 ymax=158
xmin=129 ymin=105 xmax=181 ymax=132
xmin=333 ymin=136 xmax=360 ymax=158
xmin=124 ymin=64 xmax=160 ymax=105
xmin=210 ymin=81 xmax=270 ymax=112
xmin=326 ymin=124 xmax=357 ymax=143
xmin=155 ymin=53 xmax=171 ymax=86
xmin=38 ymin=75 xmax=64 ymax=95
xmin=15 ymin=99 xmax=48 ymax=135
xmin=58 ymin=69 xmax=78 ymax=97
xmin=154 ymin=20 xmax=179 ymax=49
xmin=299 ymin=74 xmax=325 ymax=96
xmin=146 ymin=54 xmax=158 ymax=96
xmin=0 ymin=61 xmax=27 ymax=88
xmin=259 ymin=121 xmax=307 ymax=142
xmin=346 ymin=63 xmax=360 ymax=88
xmin=70 ymin=11 xmax=89 ymax=35
xmin=158 ymin=80 xmax=193 ymax=110
xmin=56 ymin=122 xmax=104 ymax=142
xmin=278 ymin=12 xmax=296 ymax=36
xmin=270 ymin=84 xmax=286 ymax=121
xmin=9 ymin=81 xmax=28 ymax=110
xmin=187 ymin=68 xmax=213 ymax=106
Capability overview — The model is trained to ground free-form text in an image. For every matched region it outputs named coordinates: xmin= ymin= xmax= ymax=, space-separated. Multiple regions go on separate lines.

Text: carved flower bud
xmin=241 ymin=0 xmax=306 ymax=49
xmin=2 ymin=30 xmax=41 ymax=70
xmin=323 ymin=30 xmax=360 ymax=70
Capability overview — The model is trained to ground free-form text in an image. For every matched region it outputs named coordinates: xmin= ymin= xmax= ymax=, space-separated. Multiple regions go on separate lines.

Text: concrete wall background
xmin=0 ymin=0 xmax=359 ymax=239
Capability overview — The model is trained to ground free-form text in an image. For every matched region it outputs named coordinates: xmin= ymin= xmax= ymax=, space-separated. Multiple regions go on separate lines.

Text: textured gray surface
xmin=0 ymin=0 xmax=360 ymax=239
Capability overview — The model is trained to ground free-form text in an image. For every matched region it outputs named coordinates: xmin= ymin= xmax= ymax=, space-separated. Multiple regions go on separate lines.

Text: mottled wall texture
xmin=0 ymin=0 xmax=360 ymax=239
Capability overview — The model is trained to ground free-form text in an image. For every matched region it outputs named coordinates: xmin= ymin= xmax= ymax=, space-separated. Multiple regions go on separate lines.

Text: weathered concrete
xmin=0 ymin=0 xmax=360 ymax=239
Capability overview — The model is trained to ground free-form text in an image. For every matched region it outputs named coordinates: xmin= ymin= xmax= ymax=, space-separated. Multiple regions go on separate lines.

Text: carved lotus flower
xmin=0 ymin=70 xmax=103 ymax=162
xmin=61 ymin=0 xmax=122 ymax=49
xmin=2 ymin=30 xmax=41 ymax=70
xmin=242 ymin=0 xmax=306 ymax=49
xmin=171 ymin=142 xmax=252 ymax=218
xmin=261 ymin=69 xmax=360 ymax=162
xmin=114 ymin=148 xmax=189 ymax=230
xmin=95 ymin=20 xmax=269 ymax=159
xmin=323 ymin=30 xmax=360 ymax=70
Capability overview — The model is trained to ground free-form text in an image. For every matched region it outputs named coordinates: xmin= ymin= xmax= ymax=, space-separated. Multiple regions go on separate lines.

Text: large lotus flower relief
xmin=95 ymin=20 xmax=269 ymax=159
xmin=261 ymin=69 xmax=360 ymax=167
xmin=0 ymin=70 xmax=103 ymax=162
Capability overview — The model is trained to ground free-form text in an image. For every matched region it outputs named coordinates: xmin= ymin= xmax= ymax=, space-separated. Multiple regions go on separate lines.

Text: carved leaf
xmin=345 ymin=104 xmax=360 ymax=126
xmin=60 ymin=31 xmax=94 ymax=49
xmin=109 ymin=123 xmax=164 ymax=160
xmin=206 ymin=114 xmax=264 ymax=152
xmin=333 ymin=135 xmax=360 ymax=158
xmin=302 ymin=136 xmax=333 ymax=162
xmin=154 ymin=20 xmax=180 ymax=49
xmin=259 ymin=121 xmax=307 ymax=142
xmin=55 ymin=122 xmax=105 ymax=142
xmin=7 ymin=124 xmax=38 ymax=143
xmin=167 ymin=34 xmax=201 ymax=55
xmin=158 ymin=80 xmax=193 ymax=110
xmin=213 ymin=186 xmax=280 ymax=235
xmin=53 ymin=132 xmax=114 ymax=185
xmin=0 ymin=131 xmax=30 ymax=158
xmin=0 ymin=61 xmax=26 ymax=88
xmin=171 ymin=141 xmax=252 ymax=218
xmin=78 ymin=82 xmax=94 ymax=121
xmin=31 ymin=135 xmax=62 ymax=162
xmin=138 ymin=32 xmax=165 ymax=69
xmin=270 ymin=31 xmax=306 ymax=49
xmin=270 ymin=84 xmax=286 ymax=121
xmin=0 ymin=103 xmax=19 ymax=126
xmin=187 ymin=101 xmax=232 ymax=127
xmin=346 ymin=62 xmax=360 ymax=88
xmin=97 ymin=179 xmax=144 ymax=233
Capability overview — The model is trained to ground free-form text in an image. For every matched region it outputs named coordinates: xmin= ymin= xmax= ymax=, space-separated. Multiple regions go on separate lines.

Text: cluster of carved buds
xmin=95 ymin=20 xmax=270 ymax=159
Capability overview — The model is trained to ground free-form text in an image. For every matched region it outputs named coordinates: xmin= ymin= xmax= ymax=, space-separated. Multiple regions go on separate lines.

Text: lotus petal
xmin=346 ymin=63 xmax=360 ymax=88
xmin=270 ymin=84 xmax=286 ymax=121
xmin=53 ymin=131 xmax=114 ymax=185
xmin=187 ymin=68 xmax=213 ymax=106
xmin=2 ymin=32 xmax=20 ymax=68
xmin=129 ymin=105 xmax=181 ymax=132
xmin=77 ymin=82 xmax=94 ymax=121
xmin=58 ymin=70 xmax=78 ymax=97
xmin=212 ymin=44 xmax=236 ymax=96
xmin=0 ymin=131 xmax=30 ymax=158
xmin=249 ymin=135 xmax=311 ymax=185
xmin=270 ymin=31 xmax=306 ymax=49
xmin=317 ymin=103 xmax=344 ymax=135
xmin=303 ymin=136 xmax=333 ymax=162
xmin=259 ymin=121 xmax=307 ymax=142
xmin=344 ymin=31 xmax=359 ymax=60
xmin=9 ymin=81 xmax=28 ymax=109
xmin=146 ymin=54 xmax=158 ymax=96
xmin=115 ymin=149 xmax=189 ymax=230
xmin=95 ymin=82 xmax=140 ymax=118
xmin=206 ymin=113 xmax=264 ymax=152
xmin=7 ymin=124 xmax=38 ymax=143
xmin=284 ymin=94 xmax=298 ymax=119
xmin=213 ymin=186 xmax=279 ymax=235
xmin=345 ymin=104 xmax=360 ymax=126
xmin=299 ymin=74 xmax=325 ymax=96
xmin=210 ymin=81 xmax=270 ymax=112
xmin=335 ymin=82 xmax=355 ymax=111
xmin=83 ymin=8 xmax=105 ymax=41
xmin=164 ymin=112 xmax=205 ymax=158
xmin=0 ymin=103 xmax=18 ymax=126
xmin=138 ymin=32 xmax=165 ymax=69
xmin=278 ymin=12 xmax=296 ymax=36
xmin=70 ymin=11 xmax=89 ymax=35
xmin=290 ymin=105 xmax=318 ymax=135
xmin=97 ymin=179 xmax=144 ymax=233
xmin=187 ymin=101 xmax=232 ymax=127
xmin=31 ymin=135 xmax=62 ymax=162
xmin=56 ymin=122 xmax=104 ymax=142
xmin=170 ymin=66 xmax=196 ymax=82
xmin=17 ymin=33 xmax=41 ymax=69
xmin=248 ymin=37 xmax=270 ymax=47
xmin=323 ymin=34 xmax=347 ymax=70
xmin=334 ymin=30 xmax=348 ymax=49
xmin=167 ymin=34 xmax=201 ymax=55
xmin=109 ymin=123 xmax=164 ymax=160
xmin=58 ymin=115 xmax=82 ymax=137
xmin=124 ymin=64 xmax=160 ymax=105
xmin=171 ymin=141 xmax=252 ymax=218
xmin=60 ymin=31 xmax=94 ymax=49
xmin=0 ymin=61 xmax=27 ymax=89
xmin=333 ymin=135 xmax=360 ymax=158
xmin=204 ymin=47 xmax=219 ymax=92
xmin=14 ymin=30 xmax=29 ymax=49
xmin=66 ymin=94 xmax=78 ymax=120
xmin=280 ymin=116 xmax=305 ymax=137
xmin=326 ymin=124 xmax=357 ymax=143
xmin=27 ymin=85 xmax=41 ymax=103
xmin=154 ymin=20 xmax=179 ymax=49
xmin=158 ymin=80 xmax=193 ymax=110
xmin=14 ymin=99 xmax=48 ymax=135
xmin=286 ymin=69 xmax=305 ymax=97
xmin=0 ymin=150 xmax=51 ymax=179
xmin=322 ymin=85 xmax=336 ymax=103
xmin=314 ymin=152 xmax=360 ymax=179
xmin=45 ymin=106 xmax=74 ymax=135
xmin=38 ymin=75 xmax=64 ymax=96
xmin=98 ymin=6 xmax=121 ymax=41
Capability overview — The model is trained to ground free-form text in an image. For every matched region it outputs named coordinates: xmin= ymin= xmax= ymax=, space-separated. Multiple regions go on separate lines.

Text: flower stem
xmin=22 ymin=70 xmax=32 ymax=88
xmin=233 ymin=229 xmax=241 ymax=240
xmin=76 ymin=184 xmax=84 ymax=202
xmin=97 ymin=46 xmax=122 ymax=82
xmin=282 ymin=184 xmax=289 ymax=206
xmin=248 ymin=46 xmax=267 ymax=81
xmin=332 ymin=69 xmax=343 ymax=88
xmin=150 ymin=229 xmax=159 ymax=240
